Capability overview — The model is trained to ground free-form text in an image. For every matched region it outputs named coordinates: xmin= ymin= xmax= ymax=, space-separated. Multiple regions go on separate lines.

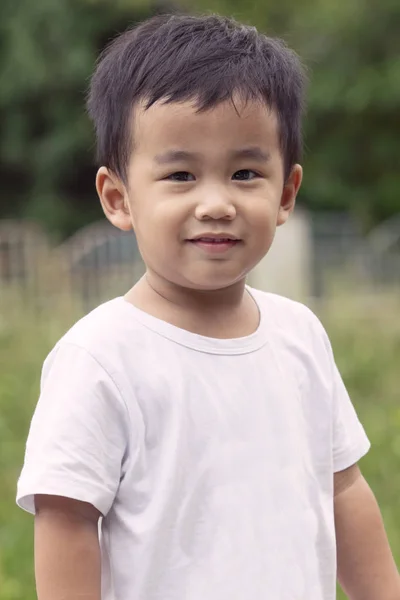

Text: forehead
xmin=132 ymin=98 xmax=280 ymax=156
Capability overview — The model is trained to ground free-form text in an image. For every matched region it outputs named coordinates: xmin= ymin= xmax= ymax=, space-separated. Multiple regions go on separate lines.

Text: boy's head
xmin=88 ymin=14 xmax=306 ymax=292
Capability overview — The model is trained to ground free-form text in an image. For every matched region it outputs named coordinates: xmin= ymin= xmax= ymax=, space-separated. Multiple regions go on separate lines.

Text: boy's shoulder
xmin=249 ymin=287 xmax=325 ymax=338
xmin=55 ymin=296 xmax=142 ymax=358
xmin=65 ymin=289 xmax=326 ymax=345
xmin=251 ymin=288 xmax=333 ymax=374
xmin=51 ymin=290 xmax=328 ymax=365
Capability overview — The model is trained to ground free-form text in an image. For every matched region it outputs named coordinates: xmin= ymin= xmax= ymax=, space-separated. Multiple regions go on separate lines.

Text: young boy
xmin=17 ymin=13 xmax=399 ymax=600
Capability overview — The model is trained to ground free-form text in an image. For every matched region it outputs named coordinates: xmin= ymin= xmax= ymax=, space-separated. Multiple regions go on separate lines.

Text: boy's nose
xmin=195 ymin=188 xmax=236 ymax=221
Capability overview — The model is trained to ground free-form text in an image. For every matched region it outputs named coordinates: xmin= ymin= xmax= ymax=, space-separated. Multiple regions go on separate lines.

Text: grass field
xmin=0 ymin=292 xmax=399 ymax=599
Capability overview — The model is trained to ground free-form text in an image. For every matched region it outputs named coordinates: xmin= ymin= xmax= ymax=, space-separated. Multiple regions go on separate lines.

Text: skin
xmin=34 ymin=98 xmax=399 ymax=599
xmin=334 ymin=465 xmax=400 ymax=599
xmin=97 ymin=98 xmax=302 ymax=338
xmin=35 ymin=495 xmax=101 ymax=600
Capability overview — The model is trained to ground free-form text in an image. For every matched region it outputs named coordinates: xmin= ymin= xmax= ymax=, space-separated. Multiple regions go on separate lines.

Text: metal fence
xmin=312 ymin=213 xmax=400 ymax=299
xmin=0 ymin=213 xmax=399 ymax=317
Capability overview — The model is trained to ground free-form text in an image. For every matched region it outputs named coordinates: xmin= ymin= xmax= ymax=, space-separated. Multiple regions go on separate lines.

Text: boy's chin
xmin=177 ymin=274 xmax=248 ymax=293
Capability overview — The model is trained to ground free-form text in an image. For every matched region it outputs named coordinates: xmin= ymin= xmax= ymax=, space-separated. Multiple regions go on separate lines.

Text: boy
xmin=17 ymin=13 xmax=399 ymax=600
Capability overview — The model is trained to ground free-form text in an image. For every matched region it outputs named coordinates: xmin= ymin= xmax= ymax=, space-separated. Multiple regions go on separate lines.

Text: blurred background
xmin=0 ymin=0 xmax=399 ymax=598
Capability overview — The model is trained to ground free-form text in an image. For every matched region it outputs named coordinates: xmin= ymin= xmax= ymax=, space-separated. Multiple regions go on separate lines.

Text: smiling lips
xmin=187 ymin=234 xmax=241 ymax=253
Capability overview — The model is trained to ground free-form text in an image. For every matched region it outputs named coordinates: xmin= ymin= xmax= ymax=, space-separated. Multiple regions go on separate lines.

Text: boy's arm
xmin=35 ymin=495 xmax=102 ymax=600
xmin=334 ymin=464 xmax=400 ymax=600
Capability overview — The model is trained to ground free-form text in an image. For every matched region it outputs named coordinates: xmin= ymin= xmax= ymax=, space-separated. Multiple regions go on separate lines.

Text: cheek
xmin=245 ymin=196 xmax=280 ymax=229
xmin=132 ymin=207 xmax=182 ymax=261
xmin=243 ymin=198 xmax=281 ymax=254
xmin=129 ymin=200 xmax=161 ymax=238
xmin=132 ymin=192 xmax=187 ymax=228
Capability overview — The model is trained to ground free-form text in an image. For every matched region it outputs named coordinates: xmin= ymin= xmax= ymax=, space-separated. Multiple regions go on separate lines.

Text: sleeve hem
xmin=333 ymin=435 xmax=371 ymax=473
xmin=16 ymin=482 xmax=114 ymax=517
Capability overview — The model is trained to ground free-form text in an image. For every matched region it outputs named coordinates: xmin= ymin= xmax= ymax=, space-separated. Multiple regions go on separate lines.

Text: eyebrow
xmin=230 ymin=147 xmax=271 ymax=162
xmin=154 ymin=150 xmax=201 ymax=165
xmin=153 ymin=146 xmax=271 ymax=165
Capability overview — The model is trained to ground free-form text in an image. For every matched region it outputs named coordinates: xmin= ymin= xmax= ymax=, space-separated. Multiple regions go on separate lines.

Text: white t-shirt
xmin=17 ymin=287 xmax=370 ymax=600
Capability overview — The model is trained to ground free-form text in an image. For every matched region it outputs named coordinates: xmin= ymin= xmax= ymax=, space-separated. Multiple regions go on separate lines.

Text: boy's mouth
xmin=186 ymin=233 xmax=242 ymax=253
xmin=188 ymin=233 xmax=241 ymax=242
xmin=191 ymin=237 xmax=238 ymax=243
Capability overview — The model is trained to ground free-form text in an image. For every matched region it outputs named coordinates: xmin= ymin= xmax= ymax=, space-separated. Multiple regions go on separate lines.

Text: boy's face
xmin=97 ymin=98 xmax=302 ymax=292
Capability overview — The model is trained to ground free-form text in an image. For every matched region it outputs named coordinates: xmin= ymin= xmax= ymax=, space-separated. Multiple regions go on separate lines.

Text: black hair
xmin=87 ymin=13 xmax=307 ymax=181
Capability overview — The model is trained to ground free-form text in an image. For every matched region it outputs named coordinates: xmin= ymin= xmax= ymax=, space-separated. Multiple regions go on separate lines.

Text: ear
xmin=96 ymin=167 xmax=133 ymax=231
xmin=277 ymin=164 xmax=303 ymax=226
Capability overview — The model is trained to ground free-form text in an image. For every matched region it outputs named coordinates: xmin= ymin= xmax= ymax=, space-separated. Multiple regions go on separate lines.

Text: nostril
xmin=195 ymin=204 xmax=236 ymax=221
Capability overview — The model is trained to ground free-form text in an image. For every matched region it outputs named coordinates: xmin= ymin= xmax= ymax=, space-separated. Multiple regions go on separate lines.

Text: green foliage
xmin=0 ymin=300 xmax=74 ymax=600
xmin=191 ymin=0 xmax=400 ymax=229
xmin=0 ymin=0 xmax=167 ymax=238
xmin=0 ymin=0 xmax=399 ymax=236
xmin=0 ymin=294 xmax=399 ymax=599
xmin=322 ymin=299 xmax=400 ymax=598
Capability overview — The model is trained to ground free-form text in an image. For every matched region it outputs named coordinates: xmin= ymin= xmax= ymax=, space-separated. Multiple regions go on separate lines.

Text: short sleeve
xmin=320 ymin=327 xmax=371 ymax=473
xmin=16 ymin=343 xmax=130 ymax=516
xmin=330 ymin=361 xmax=371 ymax=472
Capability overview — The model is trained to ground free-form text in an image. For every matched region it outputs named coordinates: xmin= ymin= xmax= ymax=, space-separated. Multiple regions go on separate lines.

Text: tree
xmin=187 ymin=0 xmax=400 ymax=229
xmin=0 ymin=0 xmax=171 ymax=238
xmin=0 ymin=0 xmax=399 ymax=236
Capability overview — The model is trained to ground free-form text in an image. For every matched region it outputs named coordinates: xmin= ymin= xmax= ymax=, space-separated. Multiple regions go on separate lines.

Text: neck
xmin=143 ymin=271 xmax=247 ymax=315
xmin=125 ymin=271 xmax=258 ymax=338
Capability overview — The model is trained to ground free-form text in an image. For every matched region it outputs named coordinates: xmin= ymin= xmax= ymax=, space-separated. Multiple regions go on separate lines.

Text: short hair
xmin=87 ymin=13 xmax=307 ymax=182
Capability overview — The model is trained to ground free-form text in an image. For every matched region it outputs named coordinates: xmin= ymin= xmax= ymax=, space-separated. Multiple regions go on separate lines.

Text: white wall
xmin=248 ymin=209 xmax=312 ymax=301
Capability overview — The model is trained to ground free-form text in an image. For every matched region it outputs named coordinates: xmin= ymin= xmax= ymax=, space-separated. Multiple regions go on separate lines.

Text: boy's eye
xmin=232 ymin=169 xmax=259 ymax=181
xmin=166 ymin=171 xmax=195 ymax=182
